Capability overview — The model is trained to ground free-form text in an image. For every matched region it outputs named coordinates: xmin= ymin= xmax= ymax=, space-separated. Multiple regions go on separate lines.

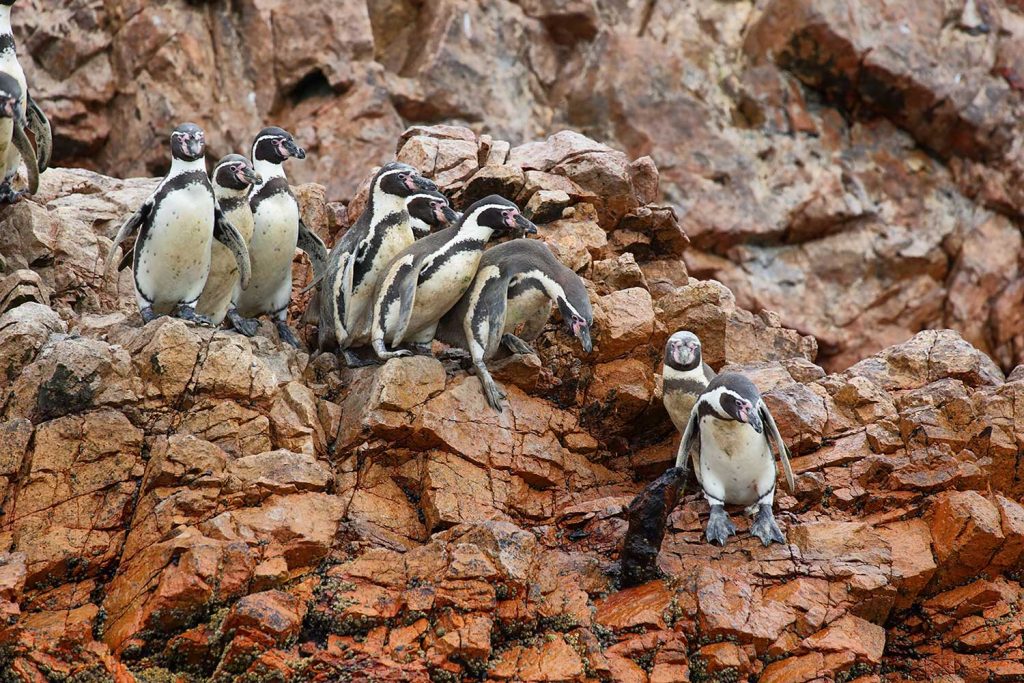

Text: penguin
xmin=195 ymin=155 xmax=262 ymax=325
xmin=0 ymin=0 xmax=50 ymax=203
xmin=370 ymin=195 xmax=537 ymax=361
xmin=675 ymin=373 xmax=795 ymax=546
xmin=663 ymin=331 xmax=716 ymax=462
xmin=315 ymin=162 xmax=437 ymax=365
xmin=105 ymin=123 xmax=251 ymax=324
xmin=407 ymin=189 xmax=460 ymax=238
xmin=435 ymin=239 xmax=593 ymax=411
xmin=229 ymin=127 xmax=328 ymax=347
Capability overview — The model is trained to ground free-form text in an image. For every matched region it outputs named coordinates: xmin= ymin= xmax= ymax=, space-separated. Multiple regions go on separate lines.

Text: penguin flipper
xmin=105 ymin=200 xmax=151 ymax=273
xmin=674 ymin=407 xmax=698 ymax=471
xmin=760 ymin=400 xmax=795 ymax=493
xmin=26 ymin=95 xmax=51 ymax=173
xmin=214 ymin=208 xmax=252 ymax=290
xmin=11 ymin=113 xmax=39 ymax=195
xmin=374 ymin=256 xmax=418 ymax=348
xmin=331 ymin=251 xmax=354 ymax=347
xmin=297 ymin=219 xmax=329 ymax=280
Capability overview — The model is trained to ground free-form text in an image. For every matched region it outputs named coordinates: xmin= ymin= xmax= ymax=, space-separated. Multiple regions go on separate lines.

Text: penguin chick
xmin=229 ymin=127 xmax=327 ymax=347
xmin=315 ymin=162 xmax=437 ymax=365
xmin=662 ymin=331 xmax=716 ymax=464
xmin=407 ymin=190 xmax=460 ymax=238
xmin=676 ymin=373 xmax=795 ymax=547
xmin=196 ymin=155 xmax=261 ymax=325
xmin=105 ymin=123 xmax=251 ymax=325
xmin=370 ymin=195 xmax=537 ymax=361
xmin=435 ymin=239 xmax=593 ymax=411
xmin=0 ymin=0 xmax=50 ymax=203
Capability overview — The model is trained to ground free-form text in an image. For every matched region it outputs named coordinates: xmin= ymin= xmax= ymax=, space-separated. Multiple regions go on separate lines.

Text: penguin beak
xmin=410 ymin=174 xmax=438 ymax=192
xmin=186 ymin=137 xmax=204 ymax=159
xmin=512 ymin=213 xmax=538 ymax=236
xmin=239 ymin=166 xmax=262 ymax=185
xmin=573 ymin=320 xmax=593 ymax=353
xmin=0 ymin=97 xmax=15 ymax=118
xmin=284 ymin=139 xmax=306 ymax=159
xmin=738 ymin=401 xmax=763 ymax=433
xmin=673 ymin=341 xmax=695 ymax=365
xmin=440 ymin=205 xmax=459 ymax=224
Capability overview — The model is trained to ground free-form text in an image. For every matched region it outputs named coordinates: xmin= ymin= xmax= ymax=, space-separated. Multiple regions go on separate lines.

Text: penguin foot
xmin=275 ymin=321 xmax=301 ymax=348
xmin=343 ymin=349 xmax=380 ymax=368
xmin=480 ymin=375 xmax=508 ymax=412
xmin=705 ymin=505 xmax=736 ymax=546
xmin=408 ymin=342 xmax=433 ymax=356
xmin=228 ymin=310 xmax=261 ymax=337
xmin=0 ymin=184 xmax=25 ymax=205
xmin=439 ymin=348 xmax=471 ymax=361
xmin=175 ymin=305 xmax=213 ymax=326
xmin=749 ymin=504 xmax=785 ymax=546
xmin=140 ymin=306 xmax=159 ymax=324
xmin=502 ymin=334 xmax=535 ymax=355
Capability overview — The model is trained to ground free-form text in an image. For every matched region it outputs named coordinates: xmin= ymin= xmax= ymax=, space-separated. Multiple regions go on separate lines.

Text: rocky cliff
xmin=0 ymin=123 xmax=1021 ymax=682
xmin=19 ymin=0 xmax=1024 ymax=373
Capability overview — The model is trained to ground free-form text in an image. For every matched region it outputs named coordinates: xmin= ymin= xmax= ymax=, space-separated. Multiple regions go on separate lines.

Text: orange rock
xmin=877 ymin=519 xmax=937 ymax=610
xmin=759 ymin=652 xmax=825 ymax=683
xmin=221 ymin=590 xmax=304 ymax=645
xmin=929 ymin=491 xmax=1005 ymax=590
xmin=802 ymin=614 xmax=885 ymax=664
xmin=698 ymin=642 xmax=751 ymax=674
xmin=595 ymin=581 xmax=672 ymax=631
xmin=592 ymin=287 xmax=655 ymax=361
xmin=489 ymin=634 xmax=586 ymax=681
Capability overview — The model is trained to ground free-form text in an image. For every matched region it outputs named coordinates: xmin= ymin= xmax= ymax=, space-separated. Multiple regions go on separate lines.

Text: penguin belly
xmin=348 ymin=226 xmax=414 ymax=345
xmin=663 ymin=392 xmax=697 ymax=434
xmin=196 ymin=207 xmax=254 ymax=324
xmin=135 ymin=185 xmax=216 ymax=314
xmin=402 ymin=250 xmax=481 ymax=340
xmin=502 ymin=287 xmax=551 ymax=342
xmin=698 ymin=417 xmax=775 ymax=507
xmin=234 ymin=195 xmax=298 ymax=317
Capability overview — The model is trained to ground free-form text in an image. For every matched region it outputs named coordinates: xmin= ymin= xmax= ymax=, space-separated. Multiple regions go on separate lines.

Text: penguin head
xmin=709 ymin=374 xmax=764 ymax=433
xmin=665 ymin=330 xmax=702 ymax=371
xmin=252 ymin=127 xmax=305 ymax=164
xmin=464 ymin=195 xmax=538 ymax=238
xmin=406 ymin=190 xmax=459 ymax=236
xmin=0 ymin=73 xmax=21 ymax=120
xmin=374 ymin=162 xmax=438 ymax=199
xmin=555 ymin=284 xmax=593 ymax=354
xmin=170 ymin=123 xmax=206 ymax=162
xmin=213 ymin=154 xmax=261 ymax=191
xmin=0 ymin=1 xmax=16 ymax=7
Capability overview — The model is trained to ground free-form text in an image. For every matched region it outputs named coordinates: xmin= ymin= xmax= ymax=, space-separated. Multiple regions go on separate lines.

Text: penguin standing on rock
xmin=676 ymin=373 xmax=795 ymax=546
xmin=105 ymin=123 xmax=251 ymax=324
xmin=230 ymin=127 xmax=328 ymax=347
xmin=370 ymin=195 xmax=537 ymax=361
xmin=316 ymin=162 xmax=437 ymax=365
xmin=0 ymin=0 xmax=51 ymax=202
xmin=436 ymin=239 xmax=593 ymax=411
xmin=196 ymin=155 xmax=261 ymax=325
xmin=407 ymin=189 xmax=459 ymax=238
xmin=663 ymin=331 xmax=716 ymax=461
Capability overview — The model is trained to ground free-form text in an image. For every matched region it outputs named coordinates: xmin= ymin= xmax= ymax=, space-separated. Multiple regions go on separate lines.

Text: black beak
xmin=441 ymin=205 xmax=459 ymax=224
xmin=285 ymin=139 xmax=306 ymax=159
xmin=241 ymin=166 xmax=262 ymax=185
xmin=515 ymin=213 xmax=538 ymax=236
xmin=576 ymin=324 xmax=593 ymax=354
xmin=186 ymin=138 xmax=204 ymax=159
xmin=412 ymin=174 xmax=438 ymax=192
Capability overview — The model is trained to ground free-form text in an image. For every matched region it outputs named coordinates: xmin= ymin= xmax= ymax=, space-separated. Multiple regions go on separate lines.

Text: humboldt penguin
xmin=230 ymin=127 xmax=328 ymax=347
xmin=195 ymin=155 xmax=261 ymax=325
xmin=370 ymin=195 xmax=537 ymax=361
xmin=676 ymin=373 xmax=795 ymax=546
xmin=407 ymin=189 xmax=459 ymax=238
xmin=662 ymin=331 xmax=716 ymax=462
xmin=316 ymin=162 xmax=437 ymax=365
xmin=436 ymin=239 xmax=593 ymax=411
xmin=105 ymin=123 xmax=251 ymax=324
xmin=0 ymin=0 xmax=50 ymax=202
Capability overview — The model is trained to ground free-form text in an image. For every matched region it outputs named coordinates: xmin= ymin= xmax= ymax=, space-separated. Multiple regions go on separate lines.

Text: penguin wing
xmin=105 ymin=200 xmax=152 ymax=273
xmin=703 ymin=361 xmax=717 ymax=382
xmin=11 ymin=109 xmax=39 ymax=195
xmin=674 ymin=404 xmax=699 ymax=471
xmin=759 ymin=400 xmax=795 ymax=493
xmin=26 ymin=95 xmax=51 ymax=173
xmin=462 ymin=266 xmax=508 ymax=363
xmin=330 ymin=250 xmax=357 ymax=348
xmin=214 ymin=207 xmax=252 ymax=290
xmin=297 ymin=218 xmax=329 ymax=281
xmin=375 ymin=255 xmax=420 ymax=347
xmin=118 ymin=249 xmax=134 ymax=272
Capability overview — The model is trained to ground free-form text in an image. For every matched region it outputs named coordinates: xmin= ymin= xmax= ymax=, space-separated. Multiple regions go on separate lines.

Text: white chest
xmin=503 ymin=287 xmax=551 ymax=334
xmin=699 ymin=417 xmax=774 ymax=506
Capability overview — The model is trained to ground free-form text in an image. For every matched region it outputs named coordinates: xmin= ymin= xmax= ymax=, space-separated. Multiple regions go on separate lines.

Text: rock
xmin=929 ymin=491 xmax=1005 ymax=590
xmin=221 ymin=590 xmax=304 ymax=645
xmin=592 ymin=287 xmax=655 ymax=360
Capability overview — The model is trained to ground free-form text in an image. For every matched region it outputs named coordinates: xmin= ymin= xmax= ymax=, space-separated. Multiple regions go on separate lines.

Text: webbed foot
xmin=227 ymin=309 xmax=260 ymax=337
xmin=275 ymin=320 xmax=301 ymax=348
xmin=705 ymin=505 xmax=736 ymax=546
xmin=343 ymin=349 xmax=380 ymax=368
xmin=176 ymin=305 xmax=213 ymax=326
xmin=749 ymin=504 xmax=785 ymax=546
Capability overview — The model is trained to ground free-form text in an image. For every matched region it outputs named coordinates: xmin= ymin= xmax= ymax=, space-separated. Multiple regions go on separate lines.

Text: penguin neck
xmin=0 ymin=8 xmax=12 ymax=40
xmin=522 ymin=269 xmax=565 ymax=303
xmin=170 ymin=156 xmax=206 ymax=176
xmin=454 ymin=221 xmax=493 ymax=244
xmin=370 ymin=190 xmax=407 ymax=226
xmin=254 ymin=158 xmax=286 ymax=183
xmin=214 ymin=184 xmax=249 ymax=203
xmin=663 ymin=361 xmax=704 ymax=383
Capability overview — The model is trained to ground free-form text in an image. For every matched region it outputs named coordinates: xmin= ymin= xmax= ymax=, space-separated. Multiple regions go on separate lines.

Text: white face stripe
xmin=404 ymin=192 xmax=439 ymax=203
xmin=698 ymin=386 xmax=736 ymax=420
xmin=463 ymin=203 xmax=514 ymax=226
